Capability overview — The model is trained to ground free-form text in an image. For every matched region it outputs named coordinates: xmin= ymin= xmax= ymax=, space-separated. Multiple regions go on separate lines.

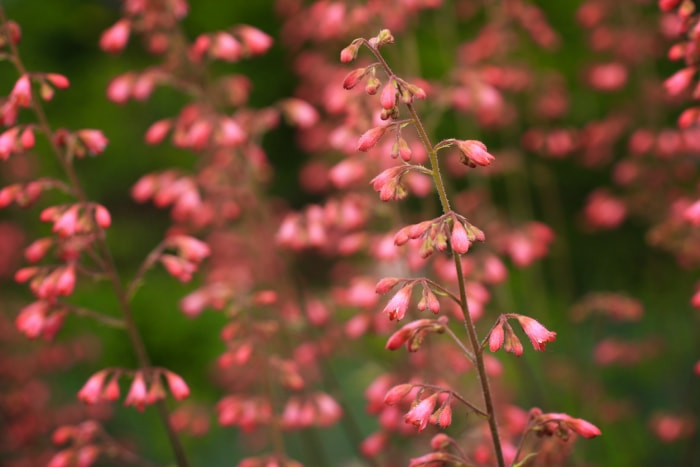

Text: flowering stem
xmin=0 ymin=8 xmax=190 ymax=467
xmin=366 ymin=43 xmax=506 ymax=467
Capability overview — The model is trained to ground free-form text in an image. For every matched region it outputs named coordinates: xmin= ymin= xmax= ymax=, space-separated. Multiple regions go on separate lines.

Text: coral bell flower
xmin=125 ymin=372 xmax=149 ymax=411
xmin=164 ymin=370 xmax=190 ymax=400
xmin=382 ymin=284 xmax=414 ymax=321
xmin=514 ymin=314 xmax=557 ymax=351
xmin=11 ymin=74 xmax=32 ymax=107
xmin=454 ymin=139 xmax=495 ymax=167
xmin=77 ymin=129 xmax=108 ymax=155
xmin=100 ymin=19 xmax=131 ymax=54
xmin=236 ymin=25 xmax=273 ymax=55
xmin=78 ymin=370 xmax=109 ymax=405
xmin=404 ymin=393 xmax=439 ymax=431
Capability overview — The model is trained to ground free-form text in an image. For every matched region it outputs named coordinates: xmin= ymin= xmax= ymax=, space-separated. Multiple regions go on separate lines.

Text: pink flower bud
xmin=46 ymin=73 xmax=70 ymax=89
xmin=340 ymin=43 xmax=358 ymax=63
xmin=489 ymin=320 xmax=505 ymax=352
xmin=161 ymin=255 xmax=195 ymax=282
xmin=100 ymin=19 xmax=131 ymax=53
xmin=343 ymin=67 xmax=368 ymax=90
xmin=77 ymin=129 xmax=108 ymax=155
xmin=236 ymin=25 xmax=273 ymax=55
xmin=383 ymin=384 xmax=413 ymax=405
xmin=380 ymin=81 xmax=396 ymax=110
xmin=375 ymin=277 xmax=400 ymax=294
xmin=454 ymin=139 xmax=495 ymax=167
xmin=164 ymin=370 xmax=190 ymax=400
xmin=145 ymin=119 xmax=172 ymax=144
xmin=94 ymin=204 xmax=111 ymax=229
xmin=437 ymin=403 xmax=452 ymax=427
xmin=450 ymin=220 xmax=471 ymax=254
xmin=25 ymin=238 xmax=52 ymax=262
xmin=664 ymin=67 xmax=696 ymax=96
xmin=103 ymin=376 xmax=120 ymax=401
xmin=212 ymin=32 xmax=242 ymax=61
xmin=357 ymin=126 xmax=388 ymax=151
xmin=106 ymin=73 xmax=134 ymax=104
xmin=20 ymin=127 xmax=34 ymax=149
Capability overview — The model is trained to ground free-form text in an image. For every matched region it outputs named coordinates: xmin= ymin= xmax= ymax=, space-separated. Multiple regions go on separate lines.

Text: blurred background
xmin=1 ymin=0 xmax=699 ymax=466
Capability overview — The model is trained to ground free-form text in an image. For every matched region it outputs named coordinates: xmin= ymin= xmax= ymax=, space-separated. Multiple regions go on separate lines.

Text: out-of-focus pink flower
xmin=125 ymin=372 xmax=148 ymax=411
xmin=78 ymin=370 xmax=109 ymax=404
xmin=164 ymin=370 xmax=190 ymax=400
xmin=664 ymin=67 xmax=696 ymax=96
xmin=236 ymin=25 xmax=273 ymax=55
xmin=100 ymin=19 xmax=131 ymax=53
xmin=77 ymin=129 xmax=108 ymax=155
xmin=11 ymin=74 xmax=31 ymax=107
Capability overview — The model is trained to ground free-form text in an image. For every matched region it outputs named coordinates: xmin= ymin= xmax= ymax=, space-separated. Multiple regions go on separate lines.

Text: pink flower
xmin=212 ymin=32 xmax=242 ymax=61
xmin=489 ymin=318 xmax=505 ymax=352
xmin=164 ymin=370 xmax=190 ymax=400
xmin=46 ymin=73 xmax=70 ymax=89
xmin=77 ymin=129 xmax=108 ymax=155
xmin=236 ymin=25 xmax=273 ymax=55
xmin=450 ymin=220 xmax=471 ymax=254
xmin=279 ymin=98 xmax=319 ymax=129
xmin=664 ymin=67 xmax=695 ymax=96
xmin=343 ymin=67 xmax=368 ymax=90
xmin=100 ymin=19 xmax=131 ymax=53
xmin=514 ymin=315 xmax=557 ymax=351
xmin=383 ymin=384 xmax=413 ymax=405
xmin=15 ymin=301 xmax=48 ymax=338
xmin=380 ymin=81 xmax=396 ymax=110
xmin=404 ymin=393 xmax=439 ymax=431
xmin=358 ymin=126 xmax=388 ymax=151
xmin=94 ymin=204 xmax=111 ymax=229
xmin=78 ymin=370 xmax=109 ymax=404
xmin=382 ymin=284 xmax=414 ymax=320
xmin=11 ymin=74 xmax=31 ymax=107
xmin=145 ymin=119 xmax=171 ymax=144
xmin=539 ymin=413 xmax=602 ymax=439
xmin=340 ymin=43 xmax=358 ymax=63
xmin=124 ymin=372 xmax=148 ymax=411
xmin=454 ymin=139 xmax=495 ymax=167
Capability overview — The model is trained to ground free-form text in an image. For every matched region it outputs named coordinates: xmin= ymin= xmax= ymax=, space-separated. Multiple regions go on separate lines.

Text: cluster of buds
xmin=132 ymin=171 xmax=205 ymax=224
xmin=49 ymin=421 xmax=102 ymax=467
xmin=376 ymin=277 xmax=450 ymax=321
xmin=77 ymin=367 xmax=190 ymax=411
xmin=280 ymin=392 xmax=343 ymax=429
xmin=0 ymin=178 xmax=64 ymax=208
xmin=190 ymin=26 xmax=273 ymax=63
xmin=384 ymin=384 xmax=456 ymax=432
xmin=39 ymin=202 xmax=112 ymax=238
xmin=393 ymin=212 xmax=486 ymax=258
xmin=217 ymin=395 xmax=273 ymax=431
xmin=159 ymin=234 xmax=211 ymax=283
xmin=53 ymin=128 xmax=109 ymax=157
xmin=488 ymin=313 xmax=557 ymax=356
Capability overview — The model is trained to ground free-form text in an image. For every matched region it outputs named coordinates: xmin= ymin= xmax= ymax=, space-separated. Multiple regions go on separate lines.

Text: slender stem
xmin=443 ymin=325 xmax=475 ymax=363
xmin=0 ymin=8 xmax=190 ymax=467
xmin=366 ymin=43 xmax=506 ymax=467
